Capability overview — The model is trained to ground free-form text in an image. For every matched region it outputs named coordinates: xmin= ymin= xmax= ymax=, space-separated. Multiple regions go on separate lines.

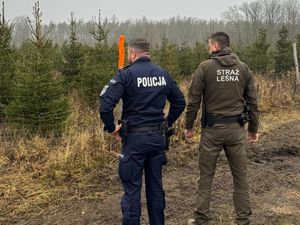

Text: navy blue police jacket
xmin=99 ymin=57 xmax=186 ymax=133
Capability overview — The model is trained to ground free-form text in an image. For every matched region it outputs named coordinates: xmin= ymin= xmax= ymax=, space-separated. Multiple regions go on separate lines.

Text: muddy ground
xmin=7 ymin=120 xmax=300 ymax=225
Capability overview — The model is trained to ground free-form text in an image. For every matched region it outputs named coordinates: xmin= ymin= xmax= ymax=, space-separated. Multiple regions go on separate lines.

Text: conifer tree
xmin=177 ymin=42 xmax=193 ymax=76
xmin=245 ymin=29 xmax=271 ymax=73
xmin=274 ymin=25 xmax=293 ymax=75
xmin=61 ymin=12 xmax=83 ymax=87
xmin=89 ymin=10 xmax=109 ymax=46
xmin=0 ymin=2 xmax=14 ymax=120
xmin=7 ymin=1 xmax=70 ymax=135
xmin=79 ymin=11 xmax=117 ymax=108
xmin=296 ymin=33 xmax=300 ymax=63
xmin=192 ymin=41 xmax=209 ymax=72
xmin=158 ymin=38 xmax=180 ymax=80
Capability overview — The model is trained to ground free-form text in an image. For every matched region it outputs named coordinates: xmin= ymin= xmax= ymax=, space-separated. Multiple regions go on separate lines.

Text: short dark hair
xmin=128 ymin=38 xmax=150 ymax=52
xmin=210 ymin=32 xmax=230 ymax=48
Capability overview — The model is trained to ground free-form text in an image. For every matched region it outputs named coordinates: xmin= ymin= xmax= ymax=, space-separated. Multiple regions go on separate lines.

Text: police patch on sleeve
xmin=100 ymin=85 xmax=109 ymax=97
xmin=109 ymin=79 xmax=117 ymax=85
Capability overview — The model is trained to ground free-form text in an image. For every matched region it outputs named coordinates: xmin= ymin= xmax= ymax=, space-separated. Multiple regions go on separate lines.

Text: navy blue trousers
xmin=118 ymin=131 xmax=166 ymax=225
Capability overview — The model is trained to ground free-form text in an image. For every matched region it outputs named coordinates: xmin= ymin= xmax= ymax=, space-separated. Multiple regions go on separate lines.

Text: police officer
xmin=99 ymin=38 xmax=186 ymax=225
xmin=185 ymin=32 xmax=259 ymax=225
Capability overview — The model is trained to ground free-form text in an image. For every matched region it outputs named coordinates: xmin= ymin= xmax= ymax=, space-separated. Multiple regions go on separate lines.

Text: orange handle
xmin=118 ymin=35 xmax=125 ymax=69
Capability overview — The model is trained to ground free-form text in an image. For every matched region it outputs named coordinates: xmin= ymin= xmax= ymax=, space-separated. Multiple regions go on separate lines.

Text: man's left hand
xmin=184 ymin=129 xmax=194 ymax=139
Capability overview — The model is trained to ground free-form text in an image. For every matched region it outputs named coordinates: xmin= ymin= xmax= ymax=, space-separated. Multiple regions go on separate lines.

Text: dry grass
xmin=255 ymin=73 xmax=299 ymax=112
xmin=0 ymin=74 xmax=300 ymax=222
xmin=254 ymin=73 xmax=300 ymax=133
xmin=0 ymin=93 xmax=121 ymax=222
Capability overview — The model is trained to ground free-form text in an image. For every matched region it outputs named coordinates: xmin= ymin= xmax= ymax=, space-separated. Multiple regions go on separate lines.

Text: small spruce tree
xmin=7 ymin=1 xmax=70 ymax=135
xmin=192 ymin=41 xmax=209 ymax=72
xmin=274 ymin=25 xmax=293 ymax=75
xmin=79 ymin=11 xmax=117 ymax=108
xmin=158 ymin=38 xmax=180 ymax=81
xmin=245 ymin=29 xmax=271 ymax=73
xmin=0 ymin=1 xmax=14 ymax=120
xmin=296 ymin=33 xmax=300 ymax=63
xmin=61 ymin=12 xmax=84 ymax=88
xmin=177 ymin=42 xmax=193 ymax=76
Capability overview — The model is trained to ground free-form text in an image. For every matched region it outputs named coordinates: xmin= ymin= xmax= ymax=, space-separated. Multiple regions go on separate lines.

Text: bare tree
xmin=11 ymin=16 xmax=29 ymax=47
xmin=239 ymin=1 xmax=263 ymax=39
xmin=222 ymin=5 xmax=244 ymax=45
xmin=262 ymin=0 xmax=282 ymax=27
xmin=283 ymin=0 xmax=300 ymax=36
xmin=1 ymin=1 xmax=5 ymax=24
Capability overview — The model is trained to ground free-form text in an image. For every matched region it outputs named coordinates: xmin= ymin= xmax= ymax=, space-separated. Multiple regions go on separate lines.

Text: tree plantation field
xmin=1 ymin=0 xmax=300 ymax=225
xmin=1 ymin=76 xmax=300 ymax=225
xmin=1 ymin=80 xmax=300 ymax=225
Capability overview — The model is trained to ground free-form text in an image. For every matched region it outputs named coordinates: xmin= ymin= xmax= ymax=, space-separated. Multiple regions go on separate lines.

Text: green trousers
xmin=195 ymin=123 xmax=252 ymax=225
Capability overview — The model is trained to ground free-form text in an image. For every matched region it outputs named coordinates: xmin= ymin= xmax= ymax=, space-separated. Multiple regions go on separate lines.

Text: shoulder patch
xmin=109 ymin=79 xmax=117 ymax=85
xmin=100 ymin=85 xmax=109 ymax=97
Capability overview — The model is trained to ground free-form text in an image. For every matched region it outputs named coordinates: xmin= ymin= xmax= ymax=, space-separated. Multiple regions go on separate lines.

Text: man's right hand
xmin=184 ymin=129 xmax=194 ymax=139
xmin=111 ymin=124 xmax=122 ymax=141
xmin=247 ymin=132 xmax=258 ymax=143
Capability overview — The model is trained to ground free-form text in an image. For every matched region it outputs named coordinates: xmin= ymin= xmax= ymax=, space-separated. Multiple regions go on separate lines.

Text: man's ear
xmin=215 ymin=42 xmax=221 ymax=51
xmin=133 ymin=51 xmax=138 ymax=60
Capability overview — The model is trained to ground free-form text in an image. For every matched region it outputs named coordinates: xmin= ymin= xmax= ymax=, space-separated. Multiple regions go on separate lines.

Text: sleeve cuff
xmin=104 ymin=124 xmax=116 ymax=133
xmin=247 ymin=124 xmax=258 ymax=133
xmin=185 ymin=122 xmax=193 ymax=130
xmin=167 ymin=117 xmax=173 ymax=127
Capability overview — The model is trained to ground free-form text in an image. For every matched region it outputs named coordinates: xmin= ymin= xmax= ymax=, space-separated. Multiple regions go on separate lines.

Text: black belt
xmin=215 ymin=115 xmax=240 ymax=124
xmin=127 ymin=125 xmax=161 ymax=133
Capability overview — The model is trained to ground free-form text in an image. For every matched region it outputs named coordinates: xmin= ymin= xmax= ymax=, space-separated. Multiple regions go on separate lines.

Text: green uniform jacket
xmin=185 ymin=47 xmax=259 ymax=133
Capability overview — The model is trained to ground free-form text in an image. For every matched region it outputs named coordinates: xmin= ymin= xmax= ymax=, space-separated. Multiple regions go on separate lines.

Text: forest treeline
xmin=0 ymin=0 xmax=300 ymax=136
xmin=11 ymin=0 xmax=300 ymax=47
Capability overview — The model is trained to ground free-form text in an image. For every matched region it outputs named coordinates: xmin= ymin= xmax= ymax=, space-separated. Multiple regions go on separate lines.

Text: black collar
xmin=132 ymin=57 xmax=151 ymax=64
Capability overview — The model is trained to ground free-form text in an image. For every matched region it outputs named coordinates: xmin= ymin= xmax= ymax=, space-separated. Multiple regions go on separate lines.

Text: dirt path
xmin=9 ymin=120 xmax=300 ymax=225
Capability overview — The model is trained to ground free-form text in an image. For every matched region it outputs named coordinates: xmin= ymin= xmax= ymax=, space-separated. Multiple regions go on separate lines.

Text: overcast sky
xmin=4 ymin=0 xmax=255 ymax=23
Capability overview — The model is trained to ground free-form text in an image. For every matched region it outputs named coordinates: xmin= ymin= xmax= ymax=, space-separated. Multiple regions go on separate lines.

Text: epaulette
xmin=118 ymin=64 xmax=132 ymax=71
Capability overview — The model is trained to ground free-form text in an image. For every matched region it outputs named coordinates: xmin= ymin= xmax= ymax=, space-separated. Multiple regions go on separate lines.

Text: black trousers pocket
xmin=118 ymin=155 xmax=132 ymax=182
